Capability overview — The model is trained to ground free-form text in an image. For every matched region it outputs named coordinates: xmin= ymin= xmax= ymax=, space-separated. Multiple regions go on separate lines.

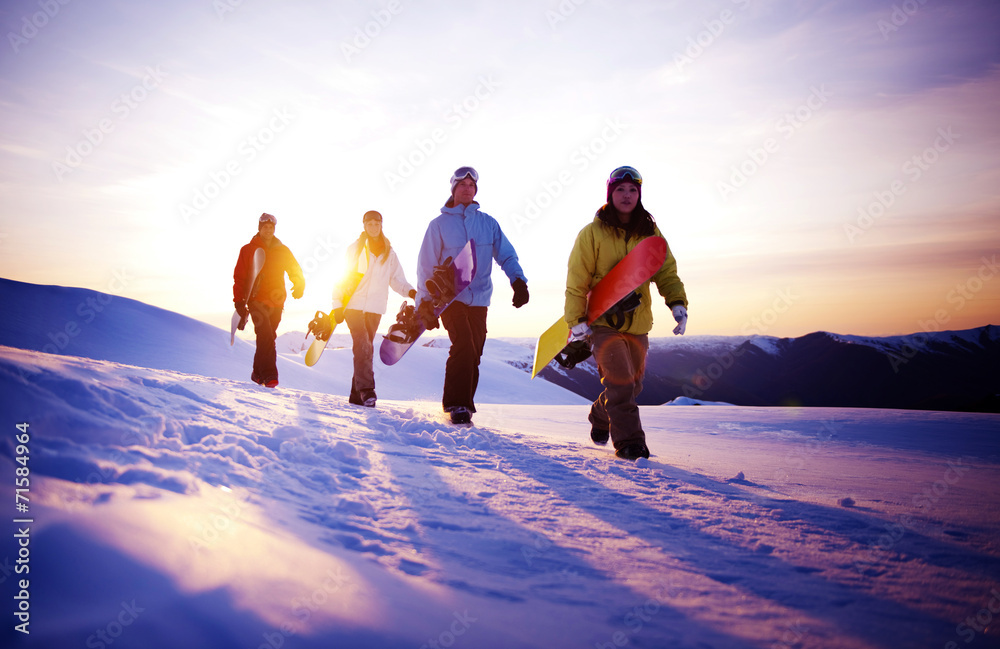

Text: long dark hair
xmin=596 ymin=202 xmax=656 ymax=238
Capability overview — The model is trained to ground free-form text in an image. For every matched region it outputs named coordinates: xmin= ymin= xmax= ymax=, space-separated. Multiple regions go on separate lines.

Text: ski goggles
xmin=363 ymin=210 xmax=383 ymax=223
xmin=607 ymin=166 xmax=642 ymax=186
xmin=259 ymin=212 xmax=277 ymax=225
xmin=450 ymin=166 xmax=479 ymax=187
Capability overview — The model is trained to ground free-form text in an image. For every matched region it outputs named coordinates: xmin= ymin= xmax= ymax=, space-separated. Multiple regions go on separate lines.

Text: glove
xmin=235 ymin=302 xmax=248 ymax=318
xmin=511 ymin=278 xmax=529 ymax=308
xmin=332 ymin=307 xmax=345 ymax=324
xmin=417 ymin=300 xmax=439 ymax=330
xmin=568 ymin=322 xmax=591 ymax=343
xmin=292 ymin=285 xmax=304 ymax=299
xmin=671 ymin=304 xmax=688 ymax=336
xmin=408 ymin=289 xmax=417 ymax=300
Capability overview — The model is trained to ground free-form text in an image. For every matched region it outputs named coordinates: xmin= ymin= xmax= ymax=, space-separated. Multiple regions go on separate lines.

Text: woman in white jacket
xmin=333 ymin=210 xmax=416 ymax=407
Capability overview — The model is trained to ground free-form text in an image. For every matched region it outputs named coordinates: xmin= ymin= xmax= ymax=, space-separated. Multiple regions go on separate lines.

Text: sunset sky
xmin=1 ymin=0 xmax=998 ymax=339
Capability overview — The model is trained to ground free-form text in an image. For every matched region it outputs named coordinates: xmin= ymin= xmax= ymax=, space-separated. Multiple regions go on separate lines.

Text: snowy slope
xmin=1 ymin=278 xmax=1000 ymax=648
xmin=0 ymin=277 xmax=583 ymax=406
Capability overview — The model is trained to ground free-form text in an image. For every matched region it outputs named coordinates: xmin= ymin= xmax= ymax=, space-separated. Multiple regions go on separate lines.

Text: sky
xmin=1 ymin=0 xmax=998 ymax=339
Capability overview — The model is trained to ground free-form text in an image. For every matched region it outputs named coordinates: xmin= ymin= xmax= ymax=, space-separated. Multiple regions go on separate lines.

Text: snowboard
xmin=230 ymin=248 xmax=266 ymax=345
xmin=304 ymin=311 xmax=338 ymax=366
xmin=304 ymin=270 xmax=364 ymax=366
xmin=531 ymin=236 xmax=668 ymax=378
xmin=379 ymin=240 xmax=477 ymax=366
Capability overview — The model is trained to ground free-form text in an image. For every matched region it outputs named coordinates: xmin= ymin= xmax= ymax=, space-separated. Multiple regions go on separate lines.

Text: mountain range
xmin=535 ymin=326 xmax=1000 ymax=413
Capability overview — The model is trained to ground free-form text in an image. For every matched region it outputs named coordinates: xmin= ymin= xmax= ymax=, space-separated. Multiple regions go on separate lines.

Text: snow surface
xmin=2 ymin=279 xmax=1000 ymax=649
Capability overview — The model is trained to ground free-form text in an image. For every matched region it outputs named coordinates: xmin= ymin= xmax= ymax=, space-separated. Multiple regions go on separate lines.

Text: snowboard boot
xmin=590 ymin=426 xmax=610 ymax=445
xmin=614 ymin=441 xmax=650 ymax=461
xmin=449 ymin=407 xmax=472 ymax=425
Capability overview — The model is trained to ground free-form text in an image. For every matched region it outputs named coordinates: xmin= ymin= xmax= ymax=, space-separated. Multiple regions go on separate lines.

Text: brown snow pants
xmin=344 ymin=309 xmax=382 ymax=404
xmin=588 ymin=326 xmax=649 ymax=449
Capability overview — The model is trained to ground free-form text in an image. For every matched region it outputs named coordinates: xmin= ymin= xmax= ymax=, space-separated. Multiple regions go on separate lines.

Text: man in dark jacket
xmin=233 ymin=212 xmax=305 ymax=387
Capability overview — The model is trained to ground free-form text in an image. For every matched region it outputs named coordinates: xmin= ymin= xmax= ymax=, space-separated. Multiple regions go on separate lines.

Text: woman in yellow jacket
xmin=564 ymin=166 xmax=688 ymax=460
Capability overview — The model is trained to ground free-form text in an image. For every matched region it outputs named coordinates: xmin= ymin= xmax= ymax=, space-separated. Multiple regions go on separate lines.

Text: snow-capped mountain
xmin=539 ymin=327 xmax=1000 ymax=412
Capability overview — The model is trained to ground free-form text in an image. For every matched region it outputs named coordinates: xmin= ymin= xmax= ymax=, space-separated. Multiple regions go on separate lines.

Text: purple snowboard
xmin=379 ymin=240 xmax=477 ymax=366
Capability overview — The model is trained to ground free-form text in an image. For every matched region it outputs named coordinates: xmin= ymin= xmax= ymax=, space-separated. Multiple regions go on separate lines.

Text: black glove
xmin=408 ymin=289 xmax=417 ymax=300
xmin=235 ymin=302 xmax=248 ymax=318
xmin=417 ymin=300 xmax=439 ymax=330
xmin=332 ymin=307 xmax=345 ymax=324
xmin=511 ymin=278 xmax=529 ymax=308
xmin=291 ymin=284 xmax=304 ymax=299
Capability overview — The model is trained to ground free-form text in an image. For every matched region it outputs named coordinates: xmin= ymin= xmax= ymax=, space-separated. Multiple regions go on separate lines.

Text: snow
xmin=2 ymin=279 xmax=1000 ymax=648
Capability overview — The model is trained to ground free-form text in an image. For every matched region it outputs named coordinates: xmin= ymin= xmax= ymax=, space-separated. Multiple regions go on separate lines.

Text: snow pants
xmin=249 ymin=301 xmax=283 ymax=384
xmin=440 ymin=302 xmax=488 ymax=413
xmin=344 ymin=309 xmax=382 ymax=404
xmin=588 ymin=326 xmax=649 ymax=450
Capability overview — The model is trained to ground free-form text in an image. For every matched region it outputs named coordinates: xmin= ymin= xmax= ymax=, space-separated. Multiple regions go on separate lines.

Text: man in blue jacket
xmin=416 ymin=166 xmax=529 ymax=424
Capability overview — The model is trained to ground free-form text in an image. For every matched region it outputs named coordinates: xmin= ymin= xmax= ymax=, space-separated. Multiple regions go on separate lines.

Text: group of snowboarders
xmin=231 ymin=165 xmax=687 ymax=460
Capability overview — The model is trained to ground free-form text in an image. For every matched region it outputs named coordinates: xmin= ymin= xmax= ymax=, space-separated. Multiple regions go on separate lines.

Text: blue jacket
xmin=417 ymin=201 xmax=526 ymax=308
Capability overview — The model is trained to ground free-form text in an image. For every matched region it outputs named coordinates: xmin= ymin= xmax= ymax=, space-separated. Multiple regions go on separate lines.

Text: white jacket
xmin=332 ymin=235 xmax=415 ymax=315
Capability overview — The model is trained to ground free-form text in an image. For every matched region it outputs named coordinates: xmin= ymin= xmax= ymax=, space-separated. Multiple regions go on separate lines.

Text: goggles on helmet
xmin=259 ymin=212 xmax=277 ymax=225
xmin=607 ymin=166 xmax=642 ymax=186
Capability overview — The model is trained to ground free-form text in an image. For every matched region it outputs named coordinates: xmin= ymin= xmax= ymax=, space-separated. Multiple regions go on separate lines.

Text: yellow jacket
xmin=564 ymin=214 xmax=687 ymax=335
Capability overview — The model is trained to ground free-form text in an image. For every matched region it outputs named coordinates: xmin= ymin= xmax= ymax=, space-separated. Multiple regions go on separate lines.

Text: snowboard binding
xmin=425 ymin=256 xmax=457 ymax=308
xmin=385 ymin=301 xmax=420 ymax=345
xmin=554 ymin=340 xmax=592 ymax=370
xmin=307 ymin=311 xmax=333 ymax=342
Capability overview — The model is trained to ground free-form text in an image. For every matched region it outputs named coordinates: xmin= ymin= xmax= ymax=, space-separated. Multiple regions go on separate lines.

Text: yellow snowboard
xmin=531 ymin=318 xmax=569 ymax=378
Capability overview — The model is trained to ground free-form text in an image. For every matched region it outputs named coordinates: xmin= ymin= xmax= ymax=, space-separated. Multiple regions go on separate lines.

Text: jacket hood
xmin=442 ymin=199 xmax=480 ymax=213
xmin=250 ymin=233 xmax=284 ymax=247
